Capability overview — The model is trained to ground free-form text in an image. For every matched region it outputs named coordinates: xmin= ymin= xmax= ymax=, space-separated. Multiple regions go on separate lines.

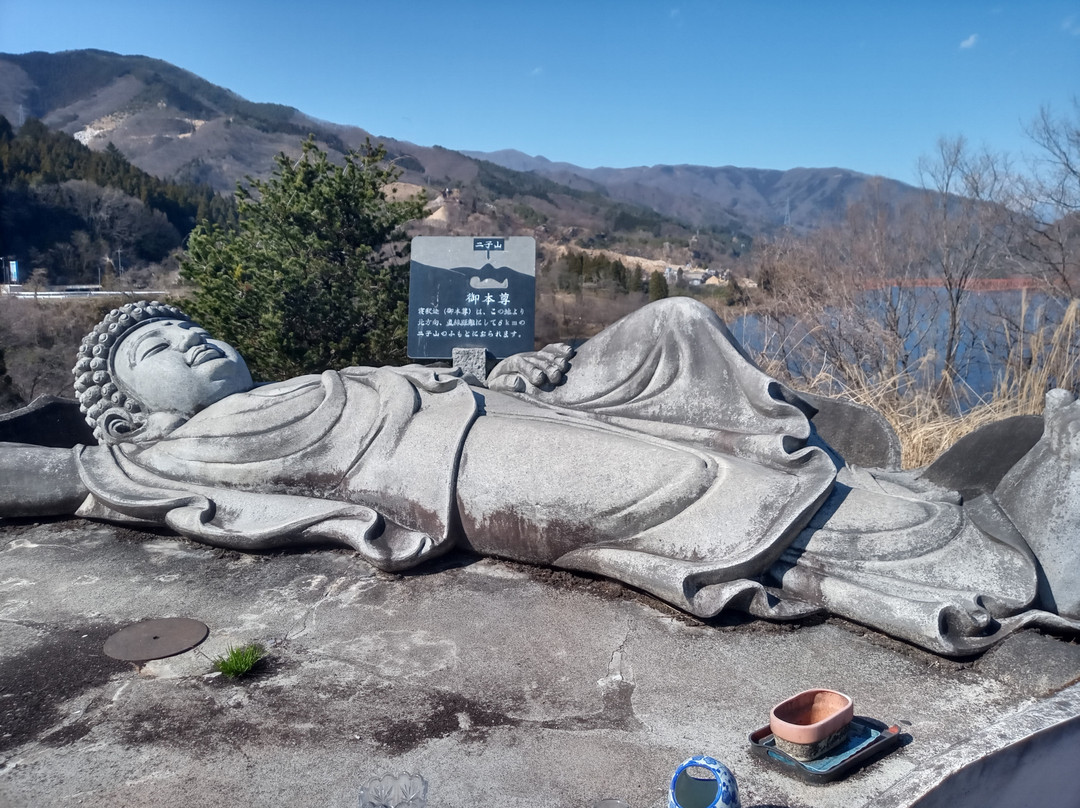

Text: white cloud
xmin=959 ymin=33 xmax=978 ymax=49
xmin=530 ymin=66 xmax=543 ymax=77
xmin=1063 ymin=16 xmax=1080 ymax=35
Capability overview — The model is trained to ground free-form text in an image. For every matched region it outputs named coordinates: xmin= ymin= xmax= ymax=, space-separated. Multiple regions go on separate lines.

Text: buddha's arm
xmin=0 ymin=443 xmax=89 ymax=517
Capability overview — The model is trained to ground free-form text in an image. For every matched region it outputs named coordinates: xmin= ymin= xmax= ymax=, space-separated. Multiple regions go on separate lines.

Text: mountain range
xmin=461 ymin=149 xmax=924 ymax=235
xmin=0 ymin=49 xmax=924 ymax=262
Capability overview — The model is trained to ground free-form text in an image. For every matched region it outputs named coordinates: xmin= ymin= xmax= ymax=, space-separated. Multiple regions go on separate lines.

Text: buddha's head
xmin=73 ymin=301 xmax=253 ymax=444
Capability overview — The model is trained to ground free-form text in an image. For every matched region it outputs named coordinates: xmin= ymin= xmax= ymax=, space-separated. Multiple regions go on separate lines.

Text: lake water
xmin=725 ymin=288 xmax=1075 ymax=406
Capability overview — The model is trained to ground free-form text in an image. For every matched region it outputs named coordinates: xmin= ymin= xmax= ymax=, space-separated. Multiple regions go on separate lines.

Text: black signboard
xmin=409 ymin=236 xmax=536 ymax=360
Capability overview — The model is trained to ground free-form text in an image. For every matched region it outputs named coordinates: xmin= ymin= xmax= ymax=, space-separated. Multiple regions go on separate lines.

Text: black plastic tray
xmin=748 ymin=716 xmax=904 ymax=784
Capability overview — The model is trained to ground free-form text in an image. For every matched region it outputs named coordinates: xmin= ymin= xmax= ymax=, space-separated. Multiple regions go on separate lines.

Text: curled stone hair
xmin=72 ymin=300 xmax=193 ymax=444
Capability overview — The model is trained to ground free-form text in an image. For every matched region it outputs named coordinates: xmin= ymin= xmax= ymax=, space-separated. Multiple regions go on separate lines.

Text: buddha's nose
xmin=178 ymin=329 xmax=204 ymax=349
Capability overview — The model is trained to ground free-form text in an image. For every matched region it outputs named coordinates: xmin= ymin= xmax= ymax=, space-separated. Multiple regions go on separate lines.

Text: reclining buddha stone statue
xmin=1 ymin=298 xmax=1077 ymax=656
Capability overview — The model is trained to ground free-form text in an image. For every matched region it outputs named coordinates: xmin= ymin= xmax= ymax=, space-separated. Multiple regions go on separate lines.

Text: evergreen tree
xmin=648 ymin=270 xmax=669 ymax=301
xmin=181 ymin=137 xmax=427 ymax=380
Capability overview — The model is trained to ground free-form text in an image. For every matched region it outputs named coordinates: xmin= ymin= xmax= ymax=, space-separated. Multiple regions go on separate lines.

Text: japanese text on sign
xmin=414 ymin=291 xmax=529 ymax=341
xmin=474 ymin=238 xmax=505 ymax=258
xmin=409 ymin=235 xmax=536 ymax=359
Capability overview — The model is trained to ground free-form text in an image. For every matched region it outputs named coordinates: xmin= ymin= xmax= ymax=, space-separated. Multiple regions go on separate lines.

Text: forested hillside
xmin=0 ymin=115 xmax=233 ymax=285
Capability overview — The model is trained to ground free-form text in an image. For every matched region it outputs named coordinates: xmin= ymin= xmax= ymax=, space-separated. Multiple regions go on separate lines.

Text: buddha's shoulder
xmin=178 ymin=373 xmax=338 ymax=430
xmin=248 ymin=374 xmax=327 ymax=398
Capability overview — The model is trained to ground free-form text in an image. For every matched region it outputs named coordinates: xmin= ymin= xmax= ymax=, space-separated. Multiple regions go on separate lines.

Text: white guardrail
xmin=1 ymin=286 xmax=168 ymax=299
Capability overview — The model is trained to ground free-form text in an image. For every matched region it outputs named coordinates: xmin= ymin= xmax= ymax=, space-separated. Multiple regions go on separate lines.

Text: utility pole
xmin=116 ymin=249 xmax=123 ymax=275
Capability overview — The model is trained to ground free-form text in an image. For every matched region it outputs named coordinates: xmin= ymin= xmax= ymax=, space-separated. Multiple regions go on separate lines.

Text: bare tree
xmin=25 ymin=267 xmax=49 ymax=295
xmin=1027 ymin=100 xmax=1080 ymax=213
xmin=916 ymin=136 xmax=1015 ymax=387
xmin=0 ymin=297 xmax=112 ymax=404
xmin=750 ymin=183 xmax=940 ymax=400
xmin=836 ymin=183 xmax=931 ymax=384
xmin=1017 ymin=101 xmax=1080 ymax=295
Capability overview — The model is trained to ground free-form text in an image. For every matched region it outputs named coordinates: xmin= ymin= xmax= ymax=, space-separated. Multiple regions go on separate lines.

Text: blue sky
xmin=1 ymin=1 xmax=1077 ymax=184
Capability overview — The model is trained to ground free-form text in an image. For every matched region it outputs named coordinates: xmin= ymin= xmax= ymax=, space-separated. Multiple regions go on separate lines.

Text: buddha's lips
xmin=188 ymin=345 xmax=222 ymax=366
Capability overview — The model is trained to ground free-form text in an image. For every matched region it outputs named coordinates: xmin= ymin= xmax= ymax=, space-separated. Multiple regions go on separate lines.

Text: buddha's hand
xmin=487 ymin=343 xmax=574 ymax=393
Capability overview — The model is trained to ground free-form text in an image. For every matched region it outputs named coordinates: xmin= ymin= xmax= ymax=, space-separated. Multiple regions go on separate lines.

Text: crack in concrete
xmin=542 ymin=611 xmax=641 ymax=732
xmin=603 ymin=613 xmax=636 ymax=687
xmin=284 ymin=575 xmax=350 ymax=640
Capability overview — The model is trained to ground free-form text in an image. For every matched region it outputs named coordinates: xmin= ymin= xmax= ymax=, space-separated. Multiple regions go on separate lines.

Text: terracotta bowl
xmin=769 ymin=689 xmax=853 ymax=757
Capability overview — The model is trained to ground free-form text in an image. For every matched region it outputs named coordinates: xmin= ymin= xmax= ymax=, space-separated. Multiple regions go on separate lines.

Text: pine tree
xmin=648 ymin=270 xmax=669 ymax=301
xmin=181 ymin=137 xmax=427 ymax=380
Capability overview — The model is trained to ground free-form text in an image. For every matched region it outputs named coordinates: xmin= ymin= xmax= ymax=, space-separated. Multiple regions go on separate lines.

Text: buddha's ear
xmin=98 ymin=410 xmax=185 ymax=445
xmin=97 ymin=407 xmax=142 ymax=445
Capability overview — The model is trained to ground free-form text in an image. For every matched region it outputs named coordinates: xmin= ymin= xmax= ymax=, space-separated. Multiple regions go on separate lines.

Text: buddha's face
xmin=112 ymin=320 xmax=253 ymax=418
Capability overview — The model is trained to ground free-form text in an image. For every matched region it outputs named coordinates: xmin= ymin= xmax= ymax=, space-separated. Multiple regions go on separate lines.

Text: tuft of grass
xmin=211 ymin=642 xmax=267 ymax=679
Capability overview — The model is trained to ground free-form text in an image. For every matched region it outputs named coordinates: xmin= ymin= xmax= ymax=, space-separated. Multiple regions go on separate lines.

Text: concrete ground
xmin=1 ymin=517 xmax=1078 ymax=808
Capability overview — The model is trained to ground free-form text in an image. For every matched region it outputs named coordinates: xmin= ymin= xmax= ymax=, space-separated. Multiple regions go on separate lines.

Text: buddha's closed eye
xmin=138 ymin=342 xmax=169 ymax=361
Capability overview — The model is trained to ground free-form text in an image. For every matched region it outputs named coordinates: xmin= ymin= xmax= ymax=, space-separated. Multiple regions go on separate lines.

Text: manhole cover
xmin=103 ymin=618 xmax=209 ymax=662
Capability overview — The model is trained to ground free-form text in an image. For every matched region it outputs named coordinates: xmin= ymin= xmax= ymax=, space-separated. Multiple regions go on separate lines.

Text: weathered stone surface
xmin=802 ymin=391 xmax=903 ymax=470
xmin=974 ymin=630 xmax=1080 ymax=697
xmin=992 ymin=391 xmax=1080 ymax=619
xmin=1 ymin=519 xmax=1079 ymax=808
xmin=920 ymin=414 xmax=1044 ymax=499
xmin=2 ymin=518 xmax=1080 ymax=808
xmin=0 ymin=442 xmax=87 ymax=516
xmin=0 ymin=395 xmax=94 ymax=448
xmin=872 ymin=681 xmax=1080 ymax=808
xmin=451 ymin=346 xmax=490 ymax=386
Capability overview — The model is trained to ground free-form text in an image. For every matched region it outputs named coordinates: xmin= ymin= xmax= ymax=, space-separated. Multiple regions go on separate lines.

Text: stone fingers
xmin=537 ymin=343 xmax=575 ymax=381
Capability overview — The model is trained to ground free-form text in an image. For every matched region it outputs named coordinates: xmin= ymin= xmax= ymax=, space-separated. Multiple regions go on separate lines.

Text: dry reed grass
xmin=759 ymin=296 xmax=1080 ymax=468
